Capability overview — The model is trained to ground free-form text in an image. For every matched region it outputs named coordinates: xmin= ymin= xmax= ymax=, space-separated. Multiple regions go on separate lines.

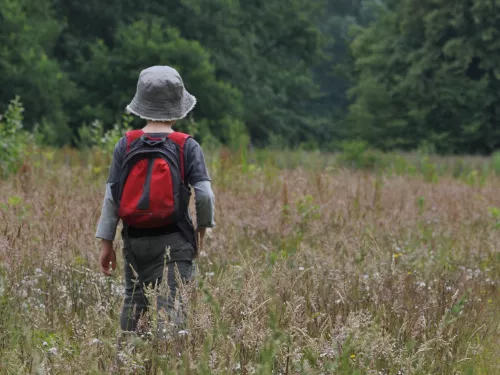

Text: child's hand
xmin=99 ymin=240 xmax=117 ymax=276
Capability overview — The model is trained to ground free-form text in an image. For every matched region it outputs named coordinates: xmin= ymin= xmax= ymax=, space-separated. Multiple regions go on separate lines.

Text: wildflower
xmin=298 ymin=266 xmax=305 ymax=271
xmin=48 ymin=347 xmax=58 ymax=355
xmin=350 ymin=354 xmax=356 ymax=359
xmin=488 ymin=299 xmax=493 ymax=304
xmin=393 ymin=253 xmax=402 ymax=259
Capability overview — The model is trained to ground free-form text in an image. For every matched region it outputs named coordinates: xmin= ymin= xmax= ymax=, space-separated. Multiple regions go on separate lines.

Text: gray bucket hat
xmin=126 ymin=66 xmax=197 ymax=121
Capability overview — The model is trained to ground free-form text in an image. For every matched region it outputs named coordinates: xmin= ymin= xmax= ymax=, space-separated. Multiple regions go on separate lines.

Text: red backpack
xmin=117 ymin=130 xmax=191 ymax=228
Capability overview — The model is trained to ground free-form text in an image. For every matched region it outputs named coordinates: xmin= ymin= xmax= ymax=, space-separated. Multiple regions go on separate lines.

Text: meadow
xmin=0 ymin=146 xmax=499 ymax=374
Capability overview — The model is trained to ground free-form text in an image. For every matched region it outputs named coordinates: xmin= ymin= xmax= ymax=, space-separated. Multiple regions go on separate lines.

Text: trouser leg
xmin=119 ymin=233 xmax=194 ymax=333
xmin=156 ymin=260 xmax=193 ymax=330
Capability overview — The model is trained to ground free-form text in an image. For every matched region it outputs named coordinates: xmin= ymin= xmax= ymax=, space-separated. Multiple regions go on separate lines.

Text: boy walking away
xmin=95 ymin=66 xmax=215 ymax=335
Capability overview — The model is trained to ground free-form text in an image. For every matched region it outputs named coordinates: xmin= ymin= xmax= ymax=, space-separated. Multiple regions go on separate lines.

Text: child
xmin=95 ymin=66 xmax=215 ymax=333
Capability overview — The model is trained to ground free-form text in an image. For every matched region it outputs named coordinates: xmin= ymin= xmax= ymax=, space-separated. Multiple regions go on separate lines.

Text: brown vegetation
xmin=0 ymin=150 xmax=499 ymax=374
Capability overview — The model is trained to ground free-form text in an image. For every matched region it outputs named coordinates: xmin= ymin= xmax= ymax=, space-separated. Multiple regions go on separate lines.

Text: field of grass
xmin=0 ymin=148 xmax=499 ymax=374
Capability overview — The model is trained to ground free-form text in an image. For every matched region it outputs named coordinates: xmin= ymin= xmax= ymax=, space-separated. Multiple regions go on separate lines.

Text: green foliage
xmin=2 ymin=0 xmax=500 ymax=154
xmin=332 ymin=143 xmax=500 ymax=185
xmin=0 ymin=97 xmax=26 ymax=178
xmin=225 ymin=118 xmax=250 ymax=153
xmin=345 ymin=0 xmax=500 ymax=154
xmin=102 ymin=116 xmax=133 ymax=153
xmin=1 ymin=0 xmax=340 ymax=147
xmin=0 ymin=0 xmax=76 ymax=145
xmin=77 ymin=115 xmax=133 ymax=154
xmin=492 ymin=152 xmax=500 ymax=175
xmin=417 ymin=196 xmax=425 ymax=215
xmin=419 ymin=156 xmax=439 ymax=184
xmin=487 ymin=207 xmax=500 ymax=230
xmin=280 ymin=194 xmax=321 ymax=259
xmin=337 ymin=140 xmax=387 ymax=170
xmin=78 ymin=21 xmax=244 ymax=137
xmin=176 ymin=0 xmax=329 ymax=146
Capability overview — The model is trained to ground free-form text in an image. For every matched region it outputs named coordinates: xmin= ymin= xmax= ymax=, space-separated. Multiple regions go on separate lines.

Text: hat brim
xmin=126 ymin=90 xmax=197 ymax=121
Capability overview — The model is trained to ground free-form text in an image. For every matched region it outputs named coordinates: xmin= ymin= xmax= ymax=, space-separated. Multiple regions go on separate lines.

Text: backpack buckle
xmin=140 ymin=134 xmax=166 ymax=147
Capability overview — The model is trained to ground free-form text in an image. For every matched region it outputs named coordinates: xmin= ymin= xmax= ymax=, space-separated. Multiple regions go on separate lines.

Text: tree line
xmin=1 ymin=0 xmax=499 ymax=153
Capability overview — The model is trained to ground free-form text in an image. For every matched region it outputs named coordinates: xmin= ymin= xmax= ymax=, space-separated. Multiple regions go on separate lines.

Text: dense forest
xmin=1 ymin=0 xmax=499 ymax=153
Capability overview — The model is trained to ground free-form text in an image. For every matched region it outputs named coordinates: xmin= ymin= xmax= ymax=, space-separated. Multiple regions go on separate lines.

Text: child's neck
xmin=143 ymin=120 xmax=176 ymax=133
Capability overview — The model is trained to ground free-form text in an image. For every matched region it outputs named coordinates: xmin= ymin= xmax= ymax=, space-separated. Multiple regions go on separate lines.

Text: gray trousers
xmin=120 ymin=232 xmax=195 ymax=332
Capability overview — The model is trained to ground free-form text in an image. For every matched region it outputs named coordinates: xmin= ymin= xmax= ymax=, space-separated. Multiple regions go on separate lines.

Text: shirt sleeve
xmin=193 ymin=180 xmax=216 ymax=228
xmin=184 ymin=138 xmax=211 ymax=185
xmin=184 ymin=138 xmax=215 ymax=228
xmin=95 ymin=138 xmax=126 ymax=240
xmin=106 ymin=137 xmax=127 ymax=185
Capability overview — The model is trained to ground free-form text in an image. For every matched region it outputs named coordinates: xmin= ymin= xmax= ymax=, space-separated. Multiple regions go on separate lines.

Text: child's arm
xmin=193 ymin=180 xmax=215 ymax=249
xmin=96 ymin=138 xmax=126 ymax=275
xmin=185 ymin=139 xmax=215 ymax=250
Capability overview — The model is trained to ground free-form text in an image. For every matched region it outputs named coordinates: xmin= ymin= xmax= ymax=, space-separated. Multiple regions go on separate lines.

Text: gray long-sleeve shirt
xmin=95 ymin=135 xmax=215 ymax=241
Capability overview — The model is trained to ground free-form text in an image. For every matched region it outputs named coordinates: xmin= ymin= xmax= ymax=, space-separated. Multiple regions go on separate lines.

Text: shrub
xmin=0 ymin=97 xmax=28 ymax=178
xmin=336 ymin=140 xmax=387 ymax=170
xmin=76 ymin=114 xmax=133 ymax=154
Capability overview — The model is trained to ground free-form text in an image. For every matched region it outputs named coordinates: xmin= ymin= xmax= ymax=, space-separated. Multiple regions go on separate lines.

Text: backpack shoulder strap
xmin=125 ymin=130 xmax=144 ymax=152
xmin=168 ymin=132 xmax=191 ymax=183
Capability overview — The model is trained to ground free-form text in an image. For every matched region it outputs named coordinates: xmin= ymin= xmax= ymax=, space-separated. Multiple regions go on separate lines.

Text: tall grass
xmin=0 ymin=147 xmax=499 ymax=374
